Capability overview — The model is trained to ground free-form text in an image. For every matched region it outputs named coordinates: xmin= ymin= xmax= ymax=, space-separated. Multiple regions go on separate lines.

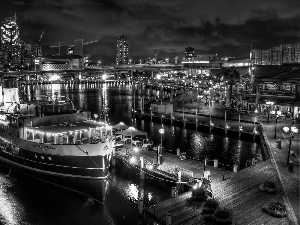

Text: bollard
xmin=177 ymin=148 xmax=181 ymax=156
xmin=277 ymin=139 xmax=281 ymax=149
xmin=171 ymin=186 xmax=177 ymax=198
xmin=166 ymin=213 xmax=172 ymax=225
xmin=138 ymin=198 xmax=144 ymax=214
xmin=288 ymin=161 xmax=294 ymax=172
xmin=251 ymin=158 xmax=256 ymax=166
xmin=214 ymin=159 xmax=218 ymax=168
xmin=233 ymin=164 xmax=238 ymax=172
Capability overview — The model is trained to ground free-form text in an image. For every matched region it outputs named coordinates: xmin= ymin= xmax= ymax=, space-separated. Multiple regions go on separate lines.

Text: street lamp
xmin=283 ymin=126 xmax=298 ymax=166
xmin=266 ymin=101 xmax=274 ymax=123
xmin=274 ymin=114 xmax=279 ymax=138
xmin=254 ymin=109 xmax=258 ymax=125
xmin=159 ymin=128 xmax=164 ymax=153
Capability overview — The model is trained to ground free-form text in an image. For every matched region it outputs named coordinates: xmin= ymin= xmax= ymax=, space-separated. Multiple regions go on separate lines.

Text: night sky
xmin=1 ymin=0 xmax=300 ymax=64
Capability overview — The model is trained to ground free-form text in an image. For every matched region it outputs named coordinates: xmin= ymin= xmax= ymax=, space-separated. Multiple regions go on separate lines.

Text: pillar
xmin=138 ymin=198 xmax=144 ymax=214
xmin=177 ymin=171 xmax=182 ymax=183
xmin=140 ymin=157 xmax=145 ymax=179
xmin=54 ymin=134 xmax=57 ymax=144
xmin=40 ymin=132 xmax=44 ymax=143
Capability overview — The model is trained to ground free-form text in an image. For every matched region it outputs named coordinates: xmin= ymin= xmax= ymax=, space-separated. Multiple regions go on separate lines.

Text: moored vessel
xmin=0 ymin=78 xmax=114 ymax=201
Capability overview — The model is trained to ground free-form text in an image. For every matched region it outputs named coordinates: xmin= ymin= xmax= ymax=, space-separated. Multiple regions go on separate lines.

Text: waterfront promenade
xmin=126 ymin=98 xmax=299 ymax=224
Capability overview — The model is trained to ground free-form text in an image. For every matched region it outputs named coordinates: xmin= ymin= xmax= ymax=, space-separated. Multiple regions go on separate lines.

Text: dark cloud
xmin=0 ymin=0 xmax=299 ymax=64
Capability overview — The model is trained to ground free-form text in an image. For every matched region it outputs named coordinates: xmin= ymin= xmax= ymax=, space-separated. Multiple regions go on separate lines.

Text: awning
xmin=116 ymin=127 xmax=147 ymax=137
xmin=112 ymin=122 xmax=129 ymax=131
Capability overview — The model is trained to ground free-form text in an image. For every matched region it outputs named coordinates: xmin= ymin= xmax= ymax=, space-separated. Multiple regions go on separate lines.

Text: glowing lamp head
xmin=102 ymin=73 xmax=107 ymax=80
xmin=129 ymin=157 xmax=136 ymax=164
xmin=283 ymin=127 xmax=289 ymax=133
xmin=133 ymin=147 xmax=138 ymax=152
xmin=147 ymin=164 xmax=153 ymax=170
xmin=254 ymin=109 xmax=258 ymax=114
xmin=159 ymin=128 xmax=164 ymax=134
xmin=291 ymin=126 xmax=298 ymax=134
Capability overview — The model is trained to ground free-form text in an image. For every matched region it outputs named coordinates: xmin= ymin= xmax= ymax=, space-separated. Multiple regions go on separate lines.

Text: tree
xmin=223 ymin=66 xmax=240 ymax=104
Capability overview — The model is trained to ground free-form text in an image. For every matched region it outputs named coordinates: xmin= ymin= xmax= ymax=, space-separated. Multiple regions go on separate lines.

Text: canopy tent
xmin=112 ymin=122 xmax=129 ymax=131
xmin=116 ymin=127 xmax=147 ymax=137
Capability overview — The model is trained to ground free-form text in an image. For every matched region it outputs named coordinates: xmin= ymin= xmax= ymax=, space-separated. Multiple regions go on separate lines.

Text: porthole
xmin=48 ymin=157 xmax=52 ymax=161
xmin=41 ymin=156 xmax=44 ymax=160
xmin=35 ymin=154 xmax=37 ymax=158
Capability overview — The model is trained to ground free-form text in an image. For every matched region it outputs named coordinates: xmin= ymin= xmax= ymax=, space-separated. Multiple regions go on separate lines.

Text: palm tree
xmin=223 ymin=66 xmax=240 ymax=104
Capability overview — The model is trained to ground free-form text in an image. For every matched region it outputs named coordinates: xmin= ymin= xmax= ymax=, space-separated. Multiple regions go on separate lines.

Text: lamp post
xmin=254 ymin=108 xmax=258 ymax=125
xmin=159 ymin=128 xmax=164 ymax=153
xmin=274 ymin=115 xmax=279 ymax=138
xmin=224 ymin=106 xmax=227 ymax=136
xmin=158 ymin=128 xmax=164 ymax=164
xmin=209 ymin=100 xmax=212 ymax=135
xmin=283 ymin=126 xmax=298 ymax=166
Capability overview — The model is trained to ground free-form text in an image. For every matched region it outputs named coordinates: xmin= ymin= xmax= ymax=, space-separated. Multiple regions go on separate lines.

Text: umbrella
xmin=112 ymin=122 xmax=129 ymax=131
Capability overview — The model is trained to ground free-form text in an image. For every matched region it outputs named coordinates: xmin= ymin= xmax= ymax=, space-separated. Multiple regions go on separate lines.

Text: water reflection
xmin=19 ymin=82 xmax=257 ymax=170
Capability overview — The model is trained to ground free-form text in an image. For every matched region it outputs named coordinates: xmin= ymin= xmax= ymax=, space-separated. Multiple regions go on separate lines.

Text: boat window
xmin=48 ymin=157 xmax=52 ymax=161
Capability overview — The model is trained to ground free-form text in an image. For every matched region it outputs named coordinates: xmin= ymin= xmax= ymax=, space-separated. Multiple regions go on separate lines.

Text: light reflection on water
xmin=0 ymin=174 xmax=25 ymax=225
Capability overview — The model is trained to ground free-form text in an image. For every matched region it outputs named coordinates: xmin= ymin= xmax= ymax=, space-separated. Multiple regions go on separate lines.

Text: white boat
xmin=0 ymin=79 xmax=114 ymax=200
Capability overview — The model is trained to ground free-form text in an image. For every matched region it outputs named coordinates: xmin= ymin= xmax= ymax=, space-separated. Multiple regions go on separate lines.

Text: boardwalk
xmin=144 ymin=160 xmax=290 ymax=225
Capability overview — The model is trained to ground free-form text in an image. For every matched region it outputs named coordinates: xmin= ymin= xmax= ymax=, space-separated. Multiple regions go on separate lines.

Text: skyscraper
xmin=0 ymin=14 xmax=33 ymax=70
xmin=1 ymin=14 xmax=19 ymax=46
xmin=116 ymin=35 xmax=129 ymax=65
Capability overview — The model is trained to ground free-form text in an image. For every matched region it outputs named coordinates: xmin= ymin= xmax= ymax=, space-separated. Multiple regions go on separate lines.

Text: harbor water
xmin=0 ymin=82 xmax=259 ymax=225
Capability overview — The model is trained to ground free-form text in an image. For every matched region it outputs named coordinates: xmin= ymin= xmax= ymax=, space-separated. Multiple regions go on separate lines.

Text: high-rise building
xmin=1 ymin=14 xmax=19 ymax=46
xmin=116 ymin=35 xmax=129 ymax=65
xmin=0 ymin=14 xmax=34 ymax=70
xmin=184 ymin=47 xmax=195 ymax=61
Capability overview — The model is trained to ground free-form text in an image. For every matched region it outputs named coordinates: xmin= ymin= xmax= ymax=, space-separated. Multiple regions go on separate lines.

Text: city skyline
xmin=0 ymin=0 xmax=299 ymax=64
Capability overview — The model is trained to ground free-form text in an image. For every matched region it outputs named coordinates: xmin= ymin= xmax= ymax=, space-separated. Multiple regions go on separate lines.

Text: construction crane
xmin=151 ymin=48 xmax=160 ymax=64
xmin=38 ymin=28 xmax=45 ymax=47
xmin=50 ymin=39 xmax=99 ymax=55
xmin=172 ymin=56 xmax=180 ymax=65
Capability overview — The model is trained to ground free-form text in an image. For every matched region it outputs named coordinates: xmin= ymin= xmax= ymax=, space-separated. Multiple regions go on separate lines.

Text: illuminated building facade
xmin=1 ymin=14 xmax=19 ymax=46
xmin=0 ymin=14 xmax=34 ymax=70
xmin=40 ymin=55 xmax=83 ymax=71
xmin=116 ymin=35 xmax=129 ymax=65
xmin=251 ymin=44 xmax=300 ymax=65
